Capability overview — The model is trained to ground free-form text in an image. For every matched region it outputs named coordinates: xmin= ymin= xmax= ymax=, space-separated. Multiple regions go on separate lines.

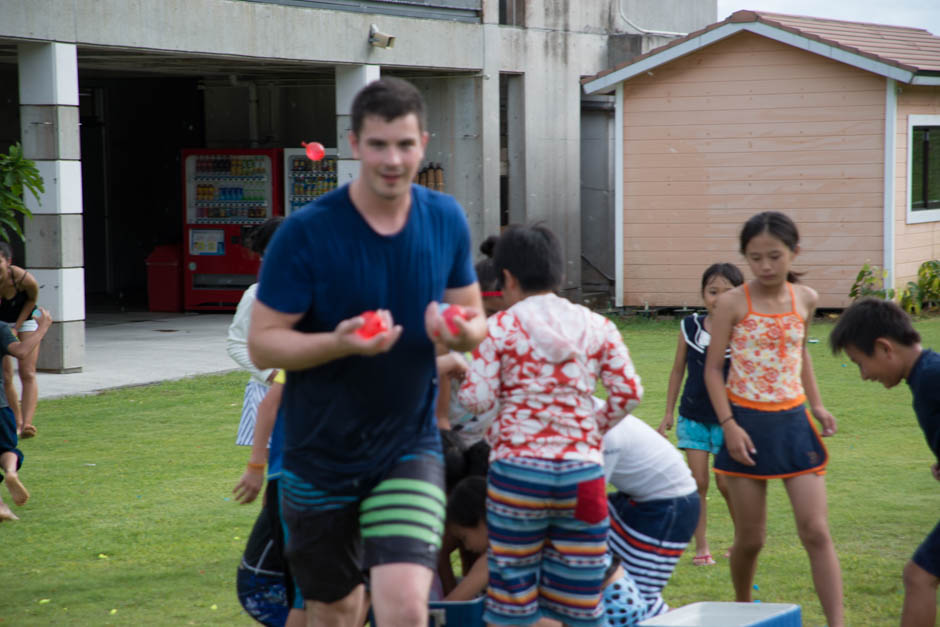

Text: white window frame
xmin=907 ymin=114 xmax=940 ymax=224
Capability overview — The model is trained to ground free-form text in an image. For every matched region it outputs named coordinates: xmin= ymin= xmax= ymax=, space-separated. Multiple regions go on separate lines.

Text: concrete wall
xmin=620 ymin=0 xmax=717 ymax=34
xmin=204 ymin=84 xmax=336 ymax=149
xmin=0 ymin=0 xmax=484 ymax=69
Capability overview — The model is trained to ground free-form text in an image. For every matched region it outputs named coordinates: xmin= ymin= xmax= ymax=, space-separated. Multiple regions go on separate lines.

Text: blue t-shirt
xmin=678 ymin=314 xmax=729 ymax=425
xmin=907 ymin=348 xmax=940 ymax=463
xmin=257 ymin=184 xmax=476 ymax=492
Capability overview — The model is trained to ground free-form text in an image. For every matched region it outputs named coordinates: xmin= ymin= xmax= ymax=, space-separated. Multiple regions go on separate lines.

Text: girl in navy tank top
xmin=659 ymin=263 xmax=743 ymax=566
xmin=0 ymin=242 xmax=42 ymax=438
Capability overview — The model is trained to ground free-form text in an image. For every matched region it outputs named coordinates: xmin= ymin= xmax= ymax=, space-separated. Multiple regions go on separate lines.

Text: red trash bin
xmin=145 ymin=244 xmax=182 ymax=312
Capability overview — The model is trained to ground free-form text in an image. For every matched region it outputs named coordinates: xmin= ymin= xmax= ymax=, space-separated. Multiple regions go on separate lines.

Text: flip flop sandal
xmin=21 ymin=424 xmax=36 ymax=438
xmin=692 ymin=553 xmax=716 ymax=566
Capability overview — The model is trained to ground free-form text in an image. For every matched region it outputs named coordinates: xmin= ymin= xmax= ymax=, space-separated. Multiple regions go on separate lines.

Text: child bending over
xmin=446 ymin=476 xmax=646 ymax=626
xmin=830 ymin=298 xmax=939 ymax=627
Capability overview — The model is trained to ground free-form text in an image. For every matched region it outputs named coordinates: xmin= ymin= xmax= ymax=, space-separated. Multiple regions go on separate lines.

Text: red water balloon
xmin=356 ymin=311 xmax=389 ymax=339
xmin=432 ymin=304 xmax=468 ymax=339
xmin=442 ymin=304 xmax=467 ymax=335
xmin=302 ymin=141 xmax=325 ymax=161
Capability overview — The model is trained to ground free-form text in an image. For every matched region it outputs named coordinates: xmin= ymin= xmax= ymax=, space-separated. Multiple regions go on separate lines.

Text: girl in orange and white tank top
xmin=704 ymin=212 xmax=845 ymax=627
xmin=725 ymin=282 xmax=806 ymax=410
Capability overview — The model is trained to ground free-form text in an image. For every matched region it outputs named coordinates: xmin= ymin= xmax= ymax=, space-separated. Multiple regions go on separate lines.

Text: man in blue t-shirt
xmin=831 ymin=299 xmax=939 ymax=627
xmin=249 ymin=77 xmax=486 ymax=627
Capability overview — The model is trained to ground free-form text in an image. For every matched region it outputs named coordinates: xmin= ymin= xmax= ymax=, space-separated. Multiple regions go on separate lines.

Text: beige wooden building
xmin=583 ymin=10 xmax=940 ymax=309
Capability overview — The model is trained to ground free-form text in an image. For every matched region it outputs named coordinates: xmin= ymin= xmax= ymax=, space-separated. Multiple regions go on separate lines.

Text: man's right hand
xmin=334 ymin=309 xmax=402 ymax=357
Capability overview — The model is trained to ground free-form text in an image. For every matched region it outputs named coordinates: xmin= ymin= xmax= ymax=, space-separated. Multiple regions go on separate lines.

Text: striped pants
xmin=606 ymin=491 xmax=699 ymax=618
xmin=486 ymin=457 xmax=610 ymax=627
xmin=236 ymin=379 xmax=269 ymax=446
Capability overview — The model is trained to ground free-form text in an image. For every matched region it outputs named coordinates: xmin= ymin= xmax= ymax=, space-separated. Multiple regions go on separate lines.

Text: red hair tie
xmin=481 ymin=291 xmax=502 ymax=297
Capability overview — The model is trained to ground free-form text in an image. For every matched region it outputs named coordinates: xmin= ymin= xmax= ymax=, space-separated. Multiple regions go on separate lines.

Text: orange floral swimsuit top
xmin=726 ymin=283 xmax=806 ymax=410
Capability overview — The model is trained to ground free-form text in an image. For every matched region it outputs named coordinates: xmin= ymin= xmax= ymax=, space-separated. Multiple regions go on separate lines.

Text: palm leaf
xmin=0 ymin=143 xmax=41 ymax=241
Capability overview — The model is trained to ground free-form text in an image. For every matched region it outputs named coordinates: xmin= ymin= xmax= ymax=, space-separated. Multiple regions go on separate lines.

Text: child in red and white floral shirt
xmin=458 ymin=224 xmax=642 ymax=627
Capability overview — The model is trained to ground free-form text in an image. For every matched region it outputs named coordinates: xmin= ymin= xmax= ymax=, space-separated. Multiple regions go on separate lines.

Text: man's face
xmin=349 ymin=113 xmax=427 ymax=203
xmin=844 ymin=342 xmax=906 ymax=388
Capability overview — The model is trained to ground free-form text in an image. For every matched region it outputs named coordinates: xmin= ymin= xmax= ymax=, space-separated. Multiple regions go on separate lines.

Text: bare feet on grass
xmin=0 ymin=499 xmax=18 ymax=521
xmin=5 ymin=473 xmax=29 ymax=506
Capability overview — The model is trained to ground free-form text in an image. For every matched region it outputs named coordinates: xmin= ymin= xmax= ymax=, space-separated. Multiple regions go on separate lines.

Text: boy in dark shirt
xmin=830 ymin=298 xmax=939 ymax=627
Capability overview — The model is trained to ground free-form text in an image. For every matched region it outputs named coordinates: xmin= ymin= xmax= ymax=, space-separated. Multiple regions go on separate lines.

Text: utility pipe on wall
xmin=618 ymin=0 xmax=687 ymax=37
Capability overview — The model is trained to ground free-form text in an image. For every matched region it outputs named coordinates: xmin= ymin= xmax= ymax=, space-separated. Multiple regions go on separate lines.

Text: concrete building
xmin=0 ymin=0 xmax=715 ymax=371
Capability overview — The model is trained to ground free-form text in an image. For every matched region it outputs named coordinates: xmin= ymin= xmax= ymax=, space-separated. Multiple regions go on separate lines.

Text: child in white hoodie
xmin=459 ymin=224 xmax=643 ymax=627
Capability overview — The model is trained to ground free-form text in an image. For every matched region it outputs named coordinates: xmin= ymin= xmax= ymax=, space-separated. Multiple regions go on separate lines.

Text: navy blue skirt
xmin=714 ymin=403 xmax=827 ymax=479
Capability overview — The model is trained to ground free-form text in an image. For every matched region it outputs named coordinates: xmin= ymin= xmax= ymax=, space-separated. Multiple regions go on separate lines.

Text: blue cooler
xmin=428 ymin=598 xmax=486 ymax=627
xmin=369 ymin=597 xmax=485 ymax=627
xmin=638 ymin=602 xmax=801 ymax=627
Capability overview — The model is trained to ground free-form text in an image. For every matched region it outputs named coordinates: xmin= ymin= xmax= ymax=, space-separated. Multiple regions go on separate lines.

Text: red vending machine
xmin=181 ymin=148 xmax=283 ymax=311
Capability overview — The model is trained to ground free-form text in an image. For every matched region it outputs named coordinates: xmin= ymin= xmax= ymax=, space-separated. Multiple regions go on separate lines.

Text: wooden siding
xmin=621 ymin=31 xmax=885 ymax=308
xmin=894 ymin=86 xmax=940 ymax=288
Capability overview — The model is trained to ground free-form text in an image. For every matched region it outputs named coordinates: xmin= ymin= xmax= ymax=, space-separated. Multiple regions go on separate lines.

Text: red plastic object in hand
xmin=441 ymin=304 xmax=467 ymax=335
xmin=302 ymin=141 xmax=326 ymax=161
xmin=356 ymin=311 xmax=389 ymax=339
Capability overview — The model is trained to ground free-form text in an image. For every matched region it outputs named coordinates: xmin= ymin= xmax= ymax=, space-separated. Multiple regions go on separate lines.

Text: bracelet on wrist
xmin=718 ymin=415 xmax=734 ymax=426
xmin=246 ymin=462 xmax=265 ymax=472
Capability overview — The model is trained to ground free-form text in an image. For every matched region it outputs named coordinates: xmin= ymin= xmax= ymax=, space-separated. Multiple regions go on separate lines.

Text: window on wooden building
xmin=912 ymin=127 xmax=940 ymax=211
xmin=908 ymin=115 xmax=940 ymax=223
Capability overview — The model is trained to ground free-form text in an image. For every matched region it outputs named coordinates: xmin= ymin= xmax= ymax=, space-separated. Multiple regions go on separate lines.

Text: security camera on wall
xmin=369 ymin=24 xmax=396 ymax=48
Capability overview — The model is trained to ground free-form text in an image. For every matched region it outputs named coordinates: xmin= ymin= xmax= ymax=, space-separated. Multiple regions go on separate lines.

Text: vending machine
xmin=283 ymin=147 xmax=338 ymax=215
xmin=181 ymin=148 xmax=283 ymax=311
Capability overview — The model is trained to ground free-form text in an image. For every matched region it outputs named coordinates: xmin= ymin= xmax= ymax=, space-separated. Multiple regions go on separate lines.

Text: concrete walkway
xmin=31 ymin=311 xmax=237 ymax=400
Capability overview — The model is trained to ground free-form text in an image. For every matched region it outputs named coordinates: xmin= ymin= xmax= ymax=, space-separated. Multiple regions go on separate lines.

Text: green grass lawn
xmin=615 ymin=314 xmax=939 ymax=626
xmin=0 ymin=314 xmax=938 ymax=625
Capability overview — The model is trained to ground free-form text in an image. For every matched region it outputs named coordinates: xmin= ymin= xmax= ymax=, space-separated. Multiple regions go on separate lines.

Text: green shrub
xmin=849 ymin=262 xmax=895 ymax=301
xmin=0 ymin=142 xmax=42 ymax=241
xmin=899 ymin=260 xmax=940 ymax=315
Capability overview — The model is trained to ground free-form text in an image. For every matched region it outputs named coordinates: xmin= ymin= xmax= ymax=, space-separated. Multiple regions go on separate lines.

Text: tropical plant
xmin=899 ymin=259 xmax=940 ymax=315
xmin=849 ymin=262 xmax=895 ymax=301
xmin=0 ymin=142 xmax=42 ymax=241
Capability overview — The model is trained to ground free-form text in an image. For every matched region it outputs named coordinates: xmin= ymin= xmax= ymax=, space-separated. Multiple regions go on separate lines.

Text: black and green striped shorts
xmin=281 ymin=452 xmax=445 ymax=603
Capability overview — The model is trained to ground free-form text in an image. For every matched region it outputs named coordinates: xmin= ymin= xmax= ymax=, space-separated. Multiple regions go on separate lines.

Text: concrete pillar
xmin=505 ymin=75 xmax=526 ymax=226
xmin=478 ymin=0 xmax=501 ymax=246
xmin=424 ymin=76 xmax=486 ymax=245
xmin=335 ymin=65 xmax=380 ymax=187
xmin=18 ymin=42 xmax=84 ymax=373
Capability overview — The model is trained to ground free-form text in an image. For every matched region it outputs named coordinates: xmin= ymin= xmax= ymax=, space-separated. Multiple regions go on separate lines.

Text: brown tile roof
xmin=584 ymin=9 xmax=940 ymax=87
xmin=747 ymin=10 xmax=940 ymax=73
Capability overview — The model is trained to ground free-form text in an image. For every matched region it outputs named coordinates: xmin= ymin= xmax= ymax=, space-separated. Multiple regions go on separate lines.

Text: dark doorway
xmin=80 ymin=77 xmax=204 ymax=310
